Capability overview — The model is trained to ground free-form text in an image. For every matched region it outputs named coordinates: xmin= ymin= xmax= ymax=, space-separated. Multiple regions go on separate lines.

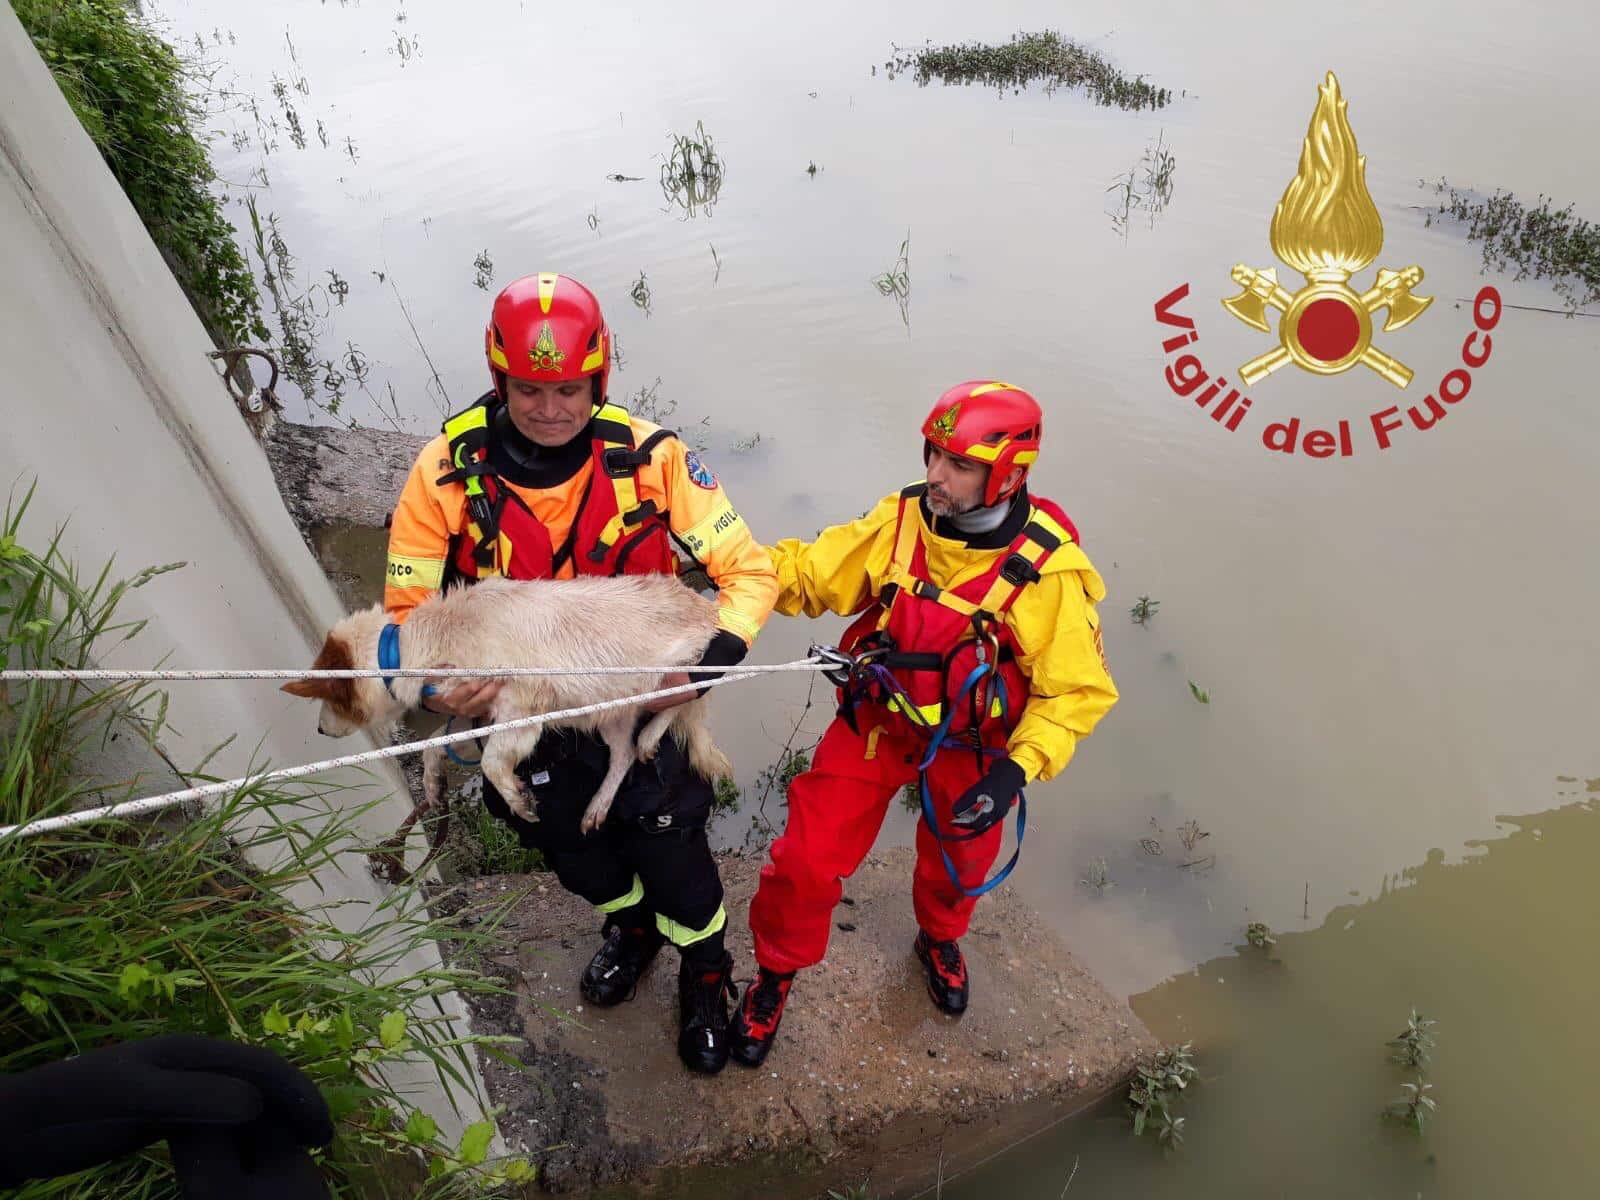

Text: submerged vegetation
xmin=13 ymin=0 xmax=265 ymax=347
xmin=1424 ymin=181 xmax=1599 ymax=314
xmin=1127 ymin=1042 xmax=1198 ymax=1146
xmin=885 ymin=31 xmax=1172 ymax=111
xmin=659 ymin=121 xmax=725 ymax=218
xmin=871 ymin=233 xmax=911 ymax=327
xmin=0 ymin=493 xmax=530 ymax=1197
xmin=1108 ymin=130 xmax=1177 ymax=239
xmin=1382 ymin=1009 xmax=1440 ymax=1135
xmin=1387 ymin=1008 xmax=1438 ymax=1070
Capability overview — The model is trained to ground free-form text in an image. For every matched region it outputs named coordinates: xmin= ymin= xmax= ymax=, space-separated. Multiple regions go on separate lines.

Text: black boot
xmin=729 ymin=966 xmax=795 ymax=1068
xmin=676 ymin=951 xmax=736 ymax=1075
xmin=914 ymin=930 xmax=969 ymax=1015
xmin=580 ymin=923 xmax=664 ymax=1007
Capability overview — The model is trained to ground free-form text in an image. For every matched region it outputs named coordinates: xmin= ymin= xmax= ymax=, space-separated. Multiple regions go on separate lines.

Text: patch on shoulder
xmin=684 ymin=450 xmax=718 ymax=490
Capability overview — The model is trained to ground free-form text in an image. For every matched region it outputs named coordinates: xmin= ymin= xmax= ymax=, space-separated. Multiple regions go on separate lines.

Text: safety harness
xmin=434 ymin=399 xmax=676 ymax=581
xmin=827 ymin=484 xmax=1079 ymax=897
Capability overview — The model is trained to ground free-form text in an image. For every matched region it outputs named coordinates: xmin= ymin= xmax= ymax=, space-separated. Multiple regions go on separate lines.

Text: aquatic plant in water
xmin=630 ymin=270 xmax=653 ymax=315
xmin=1129 ymin=595 xmax=1160 ymax=625
xmin=872 ymin=233 xmax=911 ymax=327
xmin=660 ymin=121 xmax=725 ymax=217
xmin=1386 ymin=1078 xmax=1436 ymax=1134
xmin=885 ymin=31 xmax=1172 ymax=111
xmin=1127 ymin=1043 xmax=1198 ymax=1145
xmin=1387 ymin=1008 xmax=1437 ymax=1069
xmin=1424 ymin=180 xmax=1599 ymax=314
xmin=1108 ymin=130 xmax=1178 ymax=238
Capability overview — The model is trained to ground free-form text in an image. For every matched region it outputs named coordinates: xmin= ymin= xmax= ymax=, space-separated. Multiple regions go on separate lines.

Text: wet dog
xmin=283 ymin=574 xmax=731 ymax=834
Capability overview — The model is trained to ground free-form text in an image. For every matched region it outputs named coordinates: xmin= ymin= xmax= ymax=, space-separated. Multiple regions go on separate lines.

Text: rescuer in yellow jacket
xmin=384 ymin=273 xmax=777 ymax=1076
xmin=728 ymin=381 xmax=1118 ymax=1068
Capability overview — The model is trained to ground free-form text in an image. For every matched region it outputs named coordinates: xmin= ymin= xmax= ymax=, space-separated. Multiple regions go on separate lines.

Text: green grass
xmin=0 ymin=484 xmax=531 ymax=1197
xmin=12 ymin=0 xmax=266 ymax=347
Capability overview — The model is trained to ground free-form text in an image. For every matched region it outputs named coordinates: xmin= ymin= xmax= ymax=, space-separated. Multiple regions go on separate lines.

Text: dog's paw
xmin=578 ymin=801 xmax=611 ymax=835
xmin=507 ymin=785 xmax=540 ymax=824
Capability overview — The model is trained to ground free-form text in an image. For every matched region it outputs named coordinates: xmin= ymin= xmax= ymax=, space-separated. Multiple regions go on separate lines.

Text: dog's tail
xmin=674 ymin=700 xmax=733 ymax=782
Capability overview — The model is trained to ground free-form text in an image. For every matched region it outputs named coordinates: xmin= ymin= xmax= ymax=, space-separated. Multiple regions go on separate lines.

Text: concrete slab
xmin=444 ymin=846 xmax=1155 ymax=1196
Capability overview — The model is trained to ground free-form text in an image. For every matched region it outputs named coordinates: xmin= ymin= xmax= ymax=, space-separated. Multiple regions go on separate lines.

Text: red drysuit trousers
xmin=749 ymin=705 xmax=1009 ymax=975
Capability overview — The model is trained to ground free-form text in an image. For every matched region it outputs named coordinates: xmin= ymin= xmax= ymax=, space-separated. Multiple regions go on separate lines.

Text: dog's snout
xmin=317 ymin=720 xmax=334 ymax=737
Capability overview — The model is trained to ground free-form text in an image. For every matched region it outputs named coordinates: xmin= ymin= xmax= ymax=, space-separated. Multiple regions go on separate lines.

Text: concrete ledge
xmin=445 ymin=846 xmax=1154 ymax=1196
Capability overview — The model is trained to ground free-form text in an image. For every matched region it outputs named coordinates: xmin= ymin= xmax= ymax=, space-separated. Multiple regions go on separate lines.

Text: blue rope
xmin=914 ymin=661 xmax=1027 ymax=898
xmin=442 ymin=717 xmax=482 ymax=767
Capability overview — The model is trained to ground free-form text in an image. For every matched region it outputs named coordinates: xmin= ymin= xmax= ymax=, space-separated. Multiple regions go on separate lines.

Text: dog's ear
xmin=284 ymin=634 xmax=360 ymax=715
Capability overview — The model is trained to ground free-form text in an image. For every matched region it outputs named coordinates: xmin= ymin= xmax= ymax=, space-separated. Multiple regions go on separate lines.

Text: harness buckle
xmin=1000 ymin=553 xmax=1041 ymax=587
xmin=602 ymin=446 xmax=647 ymax=478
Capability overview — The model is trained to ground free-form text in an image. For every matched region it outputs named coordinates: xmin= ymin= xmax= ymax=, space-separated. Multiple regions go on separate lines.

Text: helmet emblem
xmin=528 ymin=321 xmax=567 ymax=372
xmin=929 ymin=401 xmax=961 ymax=444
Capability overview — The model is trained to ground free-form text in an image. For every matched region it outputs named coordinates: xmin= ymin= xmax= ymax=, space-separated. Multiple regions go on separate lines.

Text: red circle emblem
xmin=1297 ymin=297 xmax=1361 ymax=362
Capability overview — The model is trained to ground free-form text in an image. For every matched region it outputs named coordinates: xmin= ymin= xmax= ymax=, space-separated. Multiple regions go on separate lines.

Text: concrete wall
xmin=0 ymin=5 xmax=487 ymax=1140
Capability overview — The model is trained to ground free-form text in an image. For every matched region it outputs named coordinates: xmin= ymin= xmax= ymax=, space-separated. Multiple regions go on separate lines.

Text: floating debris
xmin=884 ymin=31 xmax=1172 ymax=111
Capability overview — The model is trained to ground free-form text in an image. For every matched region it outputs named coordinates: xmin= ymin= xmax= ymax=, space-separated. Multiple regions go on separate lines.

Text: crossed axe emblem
xmin=1223 ymin=263 xmax=1433 ymax=388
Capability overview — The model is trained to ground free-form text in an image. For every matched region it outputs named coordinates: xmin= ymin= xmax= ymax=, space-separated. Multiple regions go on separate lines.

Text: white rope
xmin=0 ymin=661 xmax=831 ymax=682
xmin=0 ymin=667 xmax=775 ymax=841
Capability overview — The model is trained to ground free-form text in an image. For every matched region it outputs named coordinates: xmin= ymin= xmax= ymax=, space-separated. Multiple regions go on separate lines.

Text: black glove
xmin=0 ymin=1034 xmax=332 ymax=1192
xmin=687 ymin=630 xmax=748 ymax=698
xmin=948 ymin=758 xmax=1026 ymax=835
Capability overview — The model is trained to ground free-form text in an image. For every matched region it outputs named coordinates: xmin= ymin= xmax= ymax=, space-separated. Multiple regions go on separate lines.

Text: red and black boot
xmin=580 ymin=923 xmax=664 ymax=1007
xmin=729 ymin=966 xmax=795 ymax=1068
xmin=914 ymin=930 xmax=969 ymax=1015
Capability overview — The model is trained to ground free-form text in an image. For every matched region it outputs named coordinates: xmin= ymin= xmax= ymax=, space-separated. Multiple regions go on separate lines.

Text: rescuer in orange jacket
xmin=384 ymin=273 xmax=777 ymax=1075
xmin=728 ymin=381 xmax=1119 ymax=1067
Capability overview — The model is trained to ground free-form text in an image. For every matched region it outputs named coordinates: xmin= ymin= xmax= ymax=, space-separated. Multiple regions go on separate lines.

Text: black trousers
xmin=479 ymin=723 xmax=726 ymax=965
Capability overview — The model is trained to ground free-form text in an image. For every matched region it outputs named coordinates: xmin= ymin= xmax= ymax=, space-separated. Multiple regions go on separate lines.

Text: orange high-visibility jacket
xmin=385 ymin=413 xmax=778 ymax=647
xmin=765 ymin=489 xmax=1119 ymax=782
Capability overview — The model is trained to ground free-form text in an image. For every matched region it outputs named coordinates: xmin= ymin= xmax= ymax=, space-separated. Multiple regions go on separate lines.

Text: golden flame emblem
xmin=528 ymin=321 xmax=567 ymax=372
xmin=929 ymin=401 xmax=961 ymax=444
xmin=1223 ymin=72 xmax=1431 ymax=388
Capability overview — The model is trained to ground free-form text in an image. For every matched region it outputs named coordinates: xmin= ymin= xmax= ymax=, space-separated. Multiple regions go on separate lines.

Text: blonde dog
xmin=283 ymin=574 xmax=732 ymax=834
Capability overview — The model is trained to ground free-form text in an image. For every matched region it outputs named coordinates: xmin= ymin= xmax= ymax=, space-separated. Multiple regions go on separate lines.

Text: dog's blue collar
xmin=378 ymin=623 xmax=402 ymax=694
xmin=378 ymin=622 xmax=436 ymax=701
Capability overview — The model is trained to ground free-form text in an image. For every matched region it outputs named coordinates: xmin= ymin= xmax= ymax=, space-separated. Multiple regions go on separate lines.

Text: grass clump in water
xmin=886 ymin=31 xmax=1171 ymax=111
xmin=13 ymin=0 xmax=266 ymax=348
xmin=0 ymin=486 xmax=531 ymax=1197
xmin=659 ymin=121 xmax=724 ymax=218
xmin=1127 ymin=1042 xmax=1198 ymax=1146
xmin=1424 ymin=180 xmax=1600 ymax=314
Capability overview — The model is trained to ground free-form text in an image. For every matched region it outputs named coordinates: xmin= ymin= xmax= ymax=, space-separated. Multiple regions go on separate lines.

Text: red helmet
xmin=921 ymin=381 xmax=1043 ymax=507
xmin=484 ymin=273 xmax=610 ymax=405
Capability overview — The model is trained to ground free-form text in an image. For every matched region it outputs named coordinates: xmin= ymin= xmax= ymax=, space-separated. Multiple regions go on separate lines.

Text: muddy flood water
xmin=164 ymin=0 xmax=1599 ymax=1194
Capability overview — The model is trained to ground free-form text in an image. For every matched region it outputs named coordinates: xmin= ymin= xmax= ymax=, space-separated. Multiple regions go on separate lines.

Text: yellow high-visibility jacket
xmin=384 ymin=414 xmax=778 ymax=647
xmin=767 ymin=490 xmax=1119 ymax=782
